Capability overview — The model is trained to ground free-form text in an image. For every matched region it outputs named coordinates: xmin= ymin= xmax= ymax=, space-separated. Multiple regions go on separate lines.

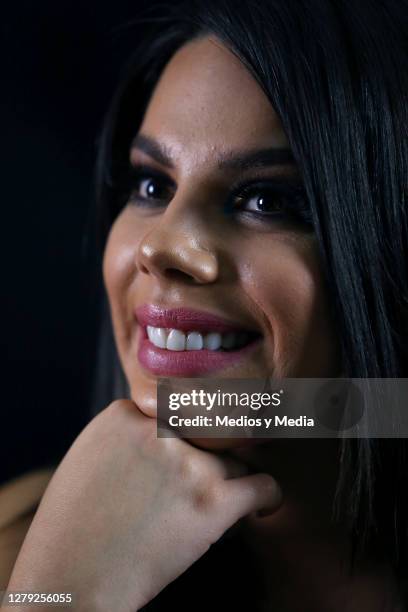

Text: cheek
xmin=102 ymin=211 xmax=138 ymax=303
xmin=237 ymin=235 xmax=337 ymax=374
xmin=102 ymin=212 xmax=143 ymax=355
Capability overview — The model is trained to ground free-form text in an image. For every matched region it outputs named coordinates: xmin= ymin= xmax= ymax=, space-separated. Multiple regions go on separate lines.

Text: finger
xmin=202 ymin=452 xmax=251 ymax=480
xmin=217 ymin=473 xmax=282 ymax=527
xmin=179 ymin=435 xmax=255 ymax=479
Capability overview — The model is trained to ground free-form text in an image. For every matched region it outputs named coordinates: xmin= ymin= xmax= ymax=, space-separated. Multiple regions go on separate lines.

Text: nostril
xmin=164 ymin=268 xmax=201 ymax=283
xmin=137 ymin=239 xmax=218 ymax=284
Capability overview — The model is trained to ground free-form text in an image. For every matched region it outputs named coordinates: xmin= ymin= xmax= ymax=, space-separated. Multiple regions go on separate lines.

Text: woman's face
xmin=103 ymin=36 xmax=341 ymax=421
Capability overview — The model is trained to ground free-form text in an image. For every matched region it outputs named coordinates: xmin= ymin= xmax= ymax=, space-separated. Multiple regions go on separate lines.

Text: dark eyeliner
xmin=225 ymin=177 xmax=313 ymax=226
xmin=125 ymin=163 xmax=175 ymax=206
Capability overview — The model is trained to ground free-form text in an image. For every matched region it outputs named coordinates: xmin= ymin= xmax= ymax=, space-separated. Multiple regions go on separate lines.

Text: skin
xmin=102 ymin=36 xmax=342 ymax=426
xmin=4 ymin=401 xmax=282 ymax=611
xmin=5 ymin=36 xmax=401 ymax=612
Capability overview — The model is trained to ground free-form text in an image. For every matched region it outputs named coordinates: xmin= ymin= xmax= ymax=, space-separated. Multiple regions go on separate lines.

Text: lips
xmin=135 ymin=304 xmax=256 ymax=334
xmin=134 ymin=304 xmax=262 ymax=376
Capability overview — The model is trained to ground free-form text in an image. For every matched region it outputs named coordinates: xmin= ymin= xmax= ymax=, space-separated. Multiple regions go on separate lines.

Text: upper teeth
xmin=146 ymin=326 xmax=250 ymax=351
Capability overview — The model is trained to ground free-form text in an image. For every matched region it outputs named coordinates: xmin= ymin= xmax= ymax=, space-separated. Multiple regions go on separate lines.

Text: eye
xmin=126 ymin=165 xmax=175 ymax=206
xmin=230 ymin=180 xmax=313 ymax=227
xmin=136 ymin=177 xmax=169 ymax=200
xmin=237 ymin=191 xmax=286 ymax=214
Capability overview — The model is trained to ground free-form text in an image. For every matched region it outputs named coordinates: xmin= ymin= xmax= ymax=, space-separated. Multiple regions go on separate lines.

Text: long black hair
xmin=90 ymin=0 xmax=408 ymax=600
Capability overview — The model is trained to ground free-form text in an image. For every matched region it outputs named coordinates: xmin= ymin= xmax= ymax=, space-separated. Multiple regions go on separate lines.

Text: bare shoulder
xmin=0 ymin=468 xmax=55 ymax=588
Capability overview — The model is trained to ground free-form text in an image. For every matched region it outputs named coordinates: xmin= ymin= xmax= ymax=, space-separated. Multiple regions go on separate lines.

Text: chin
xmin=129 ymin=387 xmax=260 ymax=450
xmin=129 ymin=383 xmax=158 ymax=418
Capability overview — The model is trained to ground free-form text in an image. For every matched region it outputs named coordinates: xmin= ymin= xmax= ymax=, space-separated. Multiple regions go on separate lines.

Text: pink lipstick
xmin=135 ymin=304 xmax=262 ymax=376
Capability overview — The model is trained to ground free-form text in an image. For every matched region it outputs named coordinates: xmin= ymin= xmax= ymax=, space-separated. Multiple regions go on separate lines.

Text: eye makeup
xmin=225 ymin=176 xmax=313 ymax=228
xmin=119 ymin=161 xmax=313 ymax=229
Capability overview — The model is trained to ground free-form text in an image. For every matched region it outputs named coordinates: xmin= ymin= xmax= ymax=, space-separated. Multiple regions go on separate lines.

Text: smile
xmin=135 ymin=304 xmax=263 ymax=376
xmin=146 ymin=326 xmax=257 ymax=352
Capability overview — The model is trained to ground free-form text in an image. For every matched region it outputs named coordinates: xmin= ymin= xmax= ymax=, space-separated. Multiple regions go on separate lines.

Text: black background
xmin=1 ymin=1 xmax=162 ymax=483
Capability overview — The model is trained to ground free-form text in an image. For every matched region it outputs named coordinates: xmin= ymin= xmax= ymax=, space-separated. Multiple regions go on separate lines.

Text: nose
xmin=136 ymin=212 xmax=219 ymax=285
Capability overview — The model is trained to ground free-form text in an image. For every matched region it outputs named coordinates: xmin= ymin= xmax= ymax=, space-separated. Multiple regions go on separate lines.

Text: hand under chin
xmin=186 ymin=437 xmax=263 ymax=451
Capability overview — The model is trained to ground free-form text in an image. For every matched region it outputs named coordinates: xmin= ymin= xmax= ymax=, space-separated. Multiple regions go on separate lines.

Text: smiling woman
xmin=102 ymin=35 xmax=341 ymax=407
xmin=4 ymin=1 xmax=408 ymax=611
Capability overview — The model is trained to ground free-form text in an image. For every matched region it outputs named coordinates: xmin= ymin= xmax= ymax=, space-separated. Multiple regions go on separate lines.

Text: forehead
xmin=138 ymin=36 xmax=289 ymax=166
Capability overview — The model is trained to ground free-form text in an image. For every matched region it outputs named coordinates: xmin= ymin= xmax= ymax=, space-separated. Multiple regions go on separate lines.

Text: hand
xmin=5 ymin=400 xmax=282 ymax=611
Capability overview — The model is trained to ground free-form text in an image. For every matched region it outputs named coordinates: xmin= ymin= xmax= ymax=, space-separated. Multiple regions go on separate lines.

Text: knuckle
xmin=190 ymin=479 xmax=220 ymax=514
xmin=175 ymin=455 xmax=223 ymax=512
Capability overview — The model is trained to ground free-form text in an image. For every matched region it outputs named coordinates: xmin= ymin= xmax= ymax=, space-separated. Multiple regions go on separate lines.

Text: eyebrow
xmin=131 ymin=133 xmax=295 ymax=171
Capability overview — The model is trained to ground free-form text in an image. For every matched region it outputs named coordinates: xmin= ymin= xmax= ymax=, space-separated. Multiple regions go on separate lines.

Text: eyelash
xmin=124 ymin=164 xmax=313 ymax=228
xmin=126 ymin=165 xmax=176 ymax=206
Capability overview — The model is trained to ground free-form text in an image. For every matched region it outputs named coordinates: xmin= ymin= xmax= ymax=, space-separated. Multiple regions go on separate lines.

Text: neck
xmin=230 ymin=440 xmax=403 ymax=612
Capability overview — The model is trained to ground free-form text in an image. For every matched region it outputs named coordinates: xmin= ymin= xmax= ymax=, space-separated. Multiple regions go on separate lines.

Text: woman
xmin=3 ymin=0 xmax=408 ymax=610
